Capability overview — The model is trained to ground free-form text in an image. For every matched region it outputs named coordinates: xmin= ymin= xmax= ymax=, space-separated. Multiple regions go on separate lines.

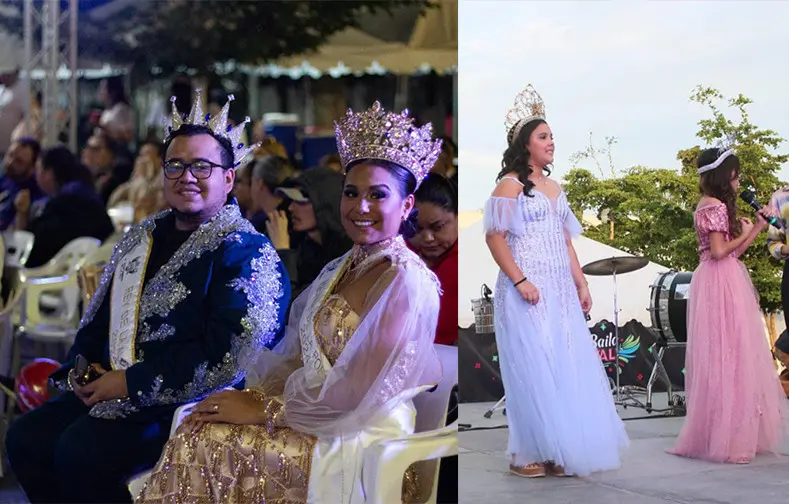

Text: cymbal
xmin=582 ymin=256 xmax=649 ymax=276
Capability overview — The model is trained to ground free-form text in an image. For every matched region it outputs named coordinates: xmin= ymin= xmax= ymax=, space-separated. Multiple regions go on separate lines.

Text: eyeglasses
xmin=163 ymin=159 xmax=227 ymax=180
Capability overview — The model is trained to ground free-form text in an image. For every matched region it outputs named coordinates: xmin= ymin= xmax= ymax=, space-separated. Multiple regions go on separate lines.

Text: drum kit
xmin=477 ymin=254 xmax=690 ymax=420
xmin=582 ymin=256 xmax=650 ymax=409
xmin=582 ymin=256 xmax=688 ymax=415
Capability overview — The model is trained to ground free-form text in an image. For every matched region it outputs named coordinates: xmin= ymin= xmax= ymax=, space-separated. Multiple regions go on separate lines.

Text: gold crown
xmin=163 ymin=89 xmax=259 ymax=167
xmin=505 ymin=84 xmax=546 ymax=145
xmin=334 ymin=101 xmax=442 ymax=188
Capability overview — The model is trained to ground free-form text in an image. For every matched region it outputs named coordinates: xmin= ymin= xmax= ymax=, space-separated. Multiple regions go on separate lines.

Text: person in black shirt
xmin=19 ymin=146 xmax=114 ymax=268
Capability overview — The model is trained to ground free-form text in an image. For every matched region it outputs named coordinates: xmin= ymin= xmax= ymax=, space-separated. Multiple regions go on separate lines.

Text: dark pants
xmin=6 ymin=392 xmax=171 ymax=503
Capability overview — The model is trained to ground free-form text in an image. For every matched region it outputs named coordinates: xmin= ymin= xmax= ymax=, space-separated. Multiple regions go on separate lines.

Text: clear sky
xmin=458 ymin=1 xmax=789 ymax=211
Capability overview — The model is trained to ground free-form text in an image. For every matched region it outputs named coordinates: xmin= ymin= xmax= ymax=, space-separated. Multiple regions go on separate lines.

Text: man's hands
xmin=70 ymin=364 xmax=129 ymax=406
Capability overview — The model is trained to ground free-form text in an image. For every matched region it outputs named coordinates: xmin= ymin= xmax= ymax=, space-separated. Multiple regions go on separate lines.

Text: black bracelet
xmin=513 ymin=277 xmax=528 ymax=287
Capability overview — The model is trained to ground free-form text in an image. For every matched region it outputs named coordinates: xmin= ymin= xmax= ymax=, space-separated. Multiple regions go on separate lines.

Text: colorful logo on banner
xmin=592 ymin=321 xmax=641 ymax=375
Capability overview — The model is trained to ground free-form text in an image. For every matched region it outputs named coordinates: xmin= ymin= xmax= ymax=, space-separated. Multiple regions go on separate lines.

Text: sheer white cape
xmin=245 ymin=237 xmax=442 ymax=436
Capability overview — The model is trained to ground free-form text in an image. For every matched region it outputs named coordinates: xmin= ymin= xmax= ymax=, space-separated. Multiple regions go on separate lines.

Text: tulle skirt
xmin=493 ymin=271 xmax=629 ymax=477
xmin=668 ymin=257 xmax=789 ymax=463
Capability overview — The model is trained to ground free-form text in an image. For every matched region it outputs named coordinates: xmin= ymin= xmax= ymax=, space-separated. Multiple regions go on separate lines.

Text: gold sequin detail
xmin=137 ymin=419 xmax=315 ymax=503
xmin=313 ymin=295 xmax=360 ymax=365
xmin=139 ymin=284 xmax=424 ymax=502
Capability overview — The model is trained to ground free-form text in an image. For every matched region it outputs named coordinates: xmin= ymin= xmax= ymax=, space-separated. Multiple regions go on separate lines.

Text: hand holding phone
xmin=73 ymin=355 xmax=102 ymax=387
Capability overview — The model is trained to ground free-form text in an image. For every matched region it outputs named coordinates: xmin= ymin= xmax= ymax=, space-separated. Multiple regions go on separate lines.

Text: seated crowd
xmin=2 ymin=93 xmax=458 ymax=504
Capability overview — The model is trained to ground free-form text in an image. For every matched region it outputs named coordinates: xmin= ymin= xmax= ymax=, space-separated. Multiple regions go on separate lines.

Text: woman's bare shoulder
xmin=491 ymin=174 xmax=523 ymax=198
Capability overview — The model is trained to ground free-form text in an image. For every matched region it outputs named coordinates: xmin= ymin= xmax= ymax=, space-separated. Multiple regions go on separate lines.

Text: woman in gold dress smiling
xmin=136 ymin=102 xmax=444 ymax=504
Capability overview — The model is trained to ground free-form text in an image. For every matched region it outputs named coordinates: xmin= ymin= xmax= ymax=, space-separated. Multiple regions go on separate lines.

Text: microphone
xmin=740 ymin=190 xmax=781 ymax=229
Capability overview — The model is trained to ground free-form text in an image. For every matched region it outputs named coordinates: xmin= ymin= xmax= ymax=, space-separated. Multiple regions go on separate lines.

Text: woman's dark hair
xmin=697 ymin=148 xmax=741 ymax=237
xmin=41 ymin=145 xmax=93 ymax=189
xmin=162 ymin=124 xmax=235 ymax=169
xmin=496 ymin=119 xmax=550 ymax=196
xmin=415 ymin=173 xmax=458 ymax=215
xmin=346 ymin=158 xmax=419 ymax=238
xmin=103 ymin=76 xmax=128 ymax=105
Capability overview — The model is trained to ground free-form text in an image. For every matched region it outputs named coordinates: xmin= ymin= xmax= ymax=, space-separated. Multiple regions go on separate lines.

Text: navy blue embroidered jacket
xmin=49 ymin=203 xmax=290 ymax=420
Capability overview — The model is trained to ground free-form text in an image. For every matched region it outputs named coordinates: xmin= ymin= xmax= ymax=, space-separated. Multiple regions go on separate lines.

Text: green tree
xmin=564 ymin=86 xmax=788 ymax=338
xmin=0 ymin=0 xmax=429 ymax=81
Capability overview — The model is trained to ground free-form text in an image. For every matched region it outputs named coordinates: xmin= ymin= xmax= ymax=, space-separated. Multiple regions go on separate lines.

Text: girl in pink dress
xmin=669 ymin=146 xmax=788 ymax=464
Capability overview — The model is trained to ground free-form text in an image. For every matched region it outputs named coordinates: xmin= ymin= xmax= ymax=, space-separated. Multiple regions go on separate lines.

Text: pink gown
xmin=669 ymin=203 xmax=788 ymax=463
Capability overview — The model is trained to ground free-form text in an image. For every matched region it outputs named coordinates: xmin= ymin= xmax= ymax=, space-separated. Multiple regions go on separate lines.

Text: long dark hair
xmin=697 ymin=148 xmax=741 ymax=237
xmin=496 ymin=119 xmax=551 ymax=196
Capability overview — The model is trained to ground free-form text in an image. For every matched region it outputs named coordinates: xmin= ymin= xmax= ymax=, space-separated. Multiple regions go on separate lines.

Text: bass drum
xmin=649 ymin=271 xmax=693 ymax=343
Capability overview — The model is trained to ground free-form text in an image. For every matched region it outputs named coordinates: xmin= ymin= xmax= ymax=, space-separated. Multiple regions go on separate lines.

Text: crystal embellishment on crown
xmin=163 ymin=88 xmax=259 ymax=167
xmin=334 ymin=101 xmax=442 ymax=188
xmin=505 ymin=84 xmax=546 ymax=145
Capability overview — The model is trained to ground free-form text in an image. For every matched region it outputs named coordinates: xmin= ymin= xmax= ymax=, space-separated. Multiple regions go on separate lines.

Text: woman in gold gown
xmin=136 ymin=102 xmax=444 ymax=504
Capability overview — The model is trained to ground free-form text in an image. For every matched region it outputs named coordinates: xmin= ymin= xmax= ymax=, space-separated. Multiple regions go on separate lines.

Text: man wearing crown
xmin=5 ymin=91 xmax=291 ymax=503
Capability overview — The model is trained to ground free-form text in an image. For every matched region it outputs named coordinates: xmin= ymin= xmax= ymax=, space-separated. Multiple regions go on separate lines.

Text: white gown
xmin=484 ymin=177 xmax=629 ymax=476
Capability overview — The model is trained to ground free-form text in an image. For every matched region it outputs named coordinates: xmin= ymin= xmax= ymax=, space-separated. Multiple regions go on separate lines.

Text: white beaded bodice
xmin=507 ymin=190 xmax=573 ymax=281
xmin=493 ymin=187 xmax=578 ymax=336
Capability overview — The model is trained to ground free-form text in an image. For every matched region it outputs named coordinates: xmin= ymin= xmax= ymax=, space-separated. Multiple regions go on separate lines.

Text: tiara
xmin=334 ymin=101 xmax=442 ymax=189
xmin=163 ymin=89 xmax=259 ymax=167
xmin=505 ymin=84 xmax=546 ymax=145
xmin=698 ymin=133 xmax=737 ymax=174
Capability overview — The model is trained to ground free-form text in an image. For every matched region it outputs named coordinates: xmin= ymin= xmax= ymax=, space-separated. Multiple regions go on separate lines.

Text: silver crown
xmin=504 ymin=84 xmax=546 ymax=145
xmin=163 ymin=89 xmax=259 ymax=167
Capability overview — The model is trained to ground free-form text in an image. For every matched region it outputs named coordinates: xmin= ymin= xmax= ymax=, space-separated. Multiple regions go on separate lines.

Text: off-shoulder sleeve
xmin=695 ymin=204 xmax=729 ymax=234
xmin=564 ymin=210 xmax=583 ymax=238
xmin=484 ymin=196 xmax=525 ymax=236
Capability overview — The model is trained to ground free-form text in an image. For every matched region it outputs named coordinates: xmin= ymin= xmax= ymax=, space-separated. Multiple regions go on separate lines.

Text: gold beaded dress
xmin=136 ymin=236 xmax=442 ymax=504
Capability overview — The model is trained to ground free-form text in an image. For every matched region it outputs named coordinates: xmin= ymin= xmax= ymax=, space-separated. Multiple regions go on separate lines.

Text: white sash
xmin=109 ymin=231 xmax=153 ymax=370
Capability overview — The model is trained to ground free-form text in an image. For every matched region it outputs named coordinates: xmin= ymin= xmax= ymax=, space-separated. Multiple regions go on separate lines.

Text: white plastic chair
xmin=8 ymin=238 xmax=102 ymax=378
xmin=107 ymin=205 xmax=134 ymax=233
xmin=76 ymin=240 xmax=116 ymax=315
xmin=362 ymin=344 xmax=459 ymax=504
xmin=21 ymin=237 xmax=101 ymax=320
xmin=3 ymin=230 xmax=34 ymax=269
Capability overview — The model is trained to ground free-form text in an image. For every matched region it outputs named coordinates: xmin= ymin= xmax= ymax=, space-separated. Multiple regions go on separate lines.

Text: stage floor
xmin=459 ymin=393 xmax=789 ymax=504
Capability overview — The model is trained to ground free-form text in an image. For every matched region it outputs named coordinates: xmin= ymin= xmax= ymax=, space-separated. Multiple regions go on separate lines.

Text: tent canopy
xmin=458 ymin=218 xmax=671 ymax=329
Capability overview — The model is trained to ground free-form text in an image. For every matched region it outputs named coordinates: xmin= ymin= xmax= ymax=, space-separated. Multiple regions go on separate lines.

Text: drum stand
xmin=610 ymin=266 xmax=648 ymax=410
xmin=645 ymin=339 xmax=686 ymax=415
xmin=483 ymin=395 xmax=506 ymax=418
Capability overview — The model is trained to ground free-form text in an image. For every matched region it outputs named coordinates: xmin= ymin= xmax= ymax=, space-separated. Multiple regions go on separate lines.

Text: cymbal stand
xmin=483 ymin=395 xmax=506 ymax=419
xmin=611 ymin=265 xmax=647 ymax=409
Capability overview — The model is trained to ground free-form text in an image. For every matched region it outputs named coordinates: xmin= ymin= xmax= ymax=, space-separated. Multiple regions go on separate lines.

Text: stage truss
xmin=22 ymin=0 xmax=79 ymax=151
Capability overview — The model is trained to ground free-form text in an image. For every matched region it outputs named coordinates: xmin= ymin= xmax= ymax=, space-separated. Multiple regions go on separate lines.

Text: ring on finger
xmin=212 ymin=404 xmax=219 ymax=413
